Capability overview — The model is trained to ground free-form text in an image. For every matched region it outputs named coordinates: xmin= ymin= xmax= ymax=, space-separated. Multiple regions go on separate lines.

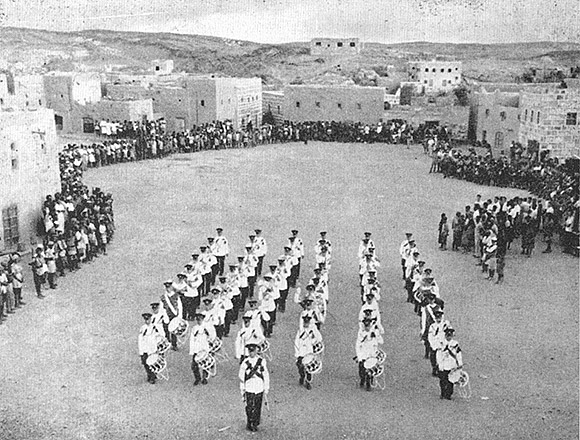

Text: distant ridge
xmin=1 ymin=27 xmax=578 ymax=87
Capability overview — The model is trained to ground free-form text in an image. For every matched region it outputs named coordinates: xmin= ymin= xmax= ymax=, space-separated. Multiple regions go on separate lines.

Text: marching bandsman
xmin=436 ymin=327 xmax=463 ymax=400
xmin=294 ymin=315 xmax=323 ymax=390
xmin=420 ymin=294 xmax=438 ymax=359
xmin=428 ymin=309 xmax=451 ymax=377
xmin=319 ymin=231 xmax=331 ymax=253
xmin=404 ymin=250 xmax=421 ymax=303
xmin=189 ymin=312 xmax=217 ymax=385
xmin=244 ymin=245 xmax=258 ymax=296
xmin=359 ymin=307 xmax=385 ymax=335
xmin=358 ymin=232 xmax=375 ymax=259
xmin=235 ymin=312 xmax=265 ymax=364
xmin=289 ymin=229 xmax=305 ymax=280
xmin=215 ymin=281 xmax=234 ymax=337
xmin=213 ymin=228 xmax=229 ymax=276
xmin=150 ymin=302 xmax=168 ymax=337
xmin=356 ymin=317 xmax=384 ymax=391
xmin=315 ymin=242 xmax=332 ymax=271
xmin=138 ymin=312 xmax=158 ymax=384
xmin=160 ymin=280 xmax=183 ymax=350
xmin=258 ymin=285 xmax=277 ymax=337
xmin=239 ymin=340 xmax=270 ymax=432
xmin=237 ymin=256 xmax=251 ymax=312
xmin=399 ymin=232 xmax=413 ymax=279
xmin=199 ymin=246 xmax=213 ymax=295
xmin=274 ymin=258 xmax=290 ymax=313
xmin=226 ymin=264 xmax=242 ymax=323
xmin=190 ymin=254 xmax=204 ymax=297
xmin=184 ymin=263 xmax=202 ymax=320
xmin=252 ymin=229 xmax=268 ymax=276
xmin=202 ymin=293 xmax=225 ymax=338
xmin=299 ymin=295 xmax=322 ymax=330
xmin=206 ymin=238 xmax=219 ymax=285
xmin=246 ymin=298 xmax=270 ymax=335
xmin=283 ymin=246 xmax=299 ymax=288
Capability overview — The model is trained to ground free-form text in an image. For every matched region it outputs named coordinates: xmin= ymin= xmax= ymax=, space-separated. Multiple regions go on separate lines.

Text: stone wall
xmin=473 ymin=91 xmax=520 ymax=154
xmin=408 ymin=61 xmax=462 ymax=94
xmin=263 ymin=91 xmax=284 ymax=124
xmin=0 ymin=109 xmax=60 ymax=252
xmin=519 ymin=86 xmax=580 ymax=158
xmin=284 ymin=85 xmax=384 ymax=124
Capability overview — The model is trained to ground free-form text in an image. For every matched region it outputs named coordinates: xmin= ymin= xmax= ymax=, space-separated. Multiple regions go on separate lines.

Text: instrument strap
xmin=163 ymin=293 xmax=177 ymax=316
xmin=244 ymin=357 xmax=264 ymax=381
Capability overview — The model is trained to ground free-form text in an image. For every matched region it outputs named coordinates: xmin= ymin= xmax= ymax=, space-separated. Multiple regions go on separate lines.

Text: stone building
xmin=310 ymin=38 xmax=361 ymax=56
xmin=263 ymin=91 xmax=284 ymax=124
xmin=283 ymin=85 xmax=384 ymax=124
xmin=470 ymin=90 xmax=521 ymax=154
xmin=106 ymin=76 xmax=262 ymax=132
xmin=407 ymin=60 xmax=462 ymax=94
xmin=518 ymin=84 xmax=580 ymax=158
xmin=43 ymin=72 xmax=153 ymax=133
xmin=0 ymin=73 xmax=46 ymax=111
xmin=0 ymin=109 xmax=60 ymax=252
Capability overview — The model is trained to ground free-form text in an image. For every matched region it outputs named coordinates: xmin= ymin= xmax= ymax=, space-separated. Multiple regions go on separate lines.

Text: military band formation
xmin=137 ymin=228 xmax=468 ymax=431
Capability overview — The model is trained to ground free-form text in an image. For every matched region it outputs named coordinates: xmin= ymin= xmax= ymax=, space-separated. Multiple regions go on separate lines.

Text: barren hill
xmin=1 ymin=27 xmax=579 ymax=87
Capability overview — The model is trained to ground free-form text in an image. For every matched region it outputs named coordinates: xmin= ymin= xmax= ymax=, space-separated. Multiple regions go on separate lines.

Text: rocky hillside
xmin=1 ymin=27 xmax=579 ymax=88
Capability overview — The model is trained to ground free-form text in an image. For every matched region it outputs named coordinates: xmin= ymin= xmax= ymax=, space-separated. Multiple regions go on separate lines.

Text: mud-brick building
xmin=283 ymin=85 xmax=385 ymax=124
xmin=519 ymin=84 xmax=580 ymax=159
xmin=0 ymin=109 xmax=60 ymax=253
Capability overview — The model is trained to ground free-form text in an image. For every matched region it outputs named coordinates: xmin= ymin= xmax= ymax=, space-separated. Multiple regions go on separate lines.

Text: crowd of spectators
xmin=431 ymin=146 xmax=579 ymax=254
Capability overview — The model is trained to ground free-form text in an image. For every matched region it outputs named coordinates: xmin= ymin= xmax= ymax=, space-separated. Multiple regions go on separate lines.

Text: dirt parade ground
xmin=0 ymin=142 xmax=578 ymax=440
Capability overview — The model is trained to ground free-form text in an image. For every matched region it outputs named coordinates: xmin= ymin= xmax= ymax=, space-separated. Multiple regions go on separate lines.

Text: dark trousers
xmin=248 ymin=276 xmax=256 ymax=297
xmin=240 ymin=287 xmax=249 ymax=311
xmin=191 ymin=356 xmax=207 ymax=383
xmin=182 ymin=296 xmax=196 ymax=320
xmin=47 ymin=272 xmax=57 ymax=289
xmin=224 ymin=310 xmax=234 ymax=336
xmin=429 ymin=349 xmax=438 ymax=374
xmin=56 ymin=257 xmax=66 ymax=276
xmin=210 ymin=264 xmax=219 ymax=285
xmin=231 ymin=296 xmax=241 ymax=322
xmin=295 ymin=258 xmax=301 ymax=279
xmin=278 ymin=289 xmax=289 ymax=312
xmin=358 ymin=361 xmax=371 ymax=388
xmin=244 ymin=392 xmax=263 ymax=428
xmin=401 ymin=258 xmax=406 ymax=279
xmin=289 ymin=265 xmax=299 ymax=288
xmin=13 ymin=287 xmax=22 ymax=305
xmin=202 ymin=273 xmax=211 ymax=294
xmin=33 ymin=273 xmax=45 ymax=296
xmin=216 ymin=256 xmax=225 ymax=276
xmin=438 ymin=370 xmax=454 ymax=399
xmin=405 ymin=278 xmax=414 ymax=303
xmin=256 ymin=257 xmax=264 ymax=276
xmin=297 ymin=357 xmax=312 ymax=384
xmin=141 ymin=353 xmax=156 ymax=382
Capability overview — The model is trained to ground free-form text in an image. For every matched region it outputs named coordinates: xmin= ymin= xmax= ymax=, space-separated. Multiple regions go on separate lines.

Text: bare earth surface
xmin=1 ymin=142 xmax=578 ymax=440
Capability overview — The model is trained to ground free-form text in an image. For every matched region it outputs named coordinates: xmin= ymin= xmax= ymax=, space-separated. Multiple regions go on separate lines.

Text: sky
xmin=1 ymin=0 xmax=579 ymax=44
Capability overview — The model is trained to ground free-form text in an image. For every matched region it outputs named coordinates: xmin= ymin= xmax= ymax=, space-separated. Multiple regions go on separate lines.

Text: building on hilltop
xmin=407 ymin=60 xmax=462 ymax=94
xmin=151 ymin=60 xmax=174 ymax=75
xmin=105 ymin=75 xmax=262 ymax=132
xmin=310 ymin=38 xmax=361 ymax=56
xmin=0 ymin=109 xmax=60 ymax=253
xmin=283 ymin=85 xmax=385 ymax=124
xmin=518 ymin=83 xmax=580 ymax=159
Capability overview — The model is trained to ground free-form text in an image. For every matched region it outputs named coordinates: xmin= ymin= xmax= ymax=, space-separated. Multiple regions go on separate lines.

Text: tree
xmin=453 ymin=85 xmax=470 ymax=107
